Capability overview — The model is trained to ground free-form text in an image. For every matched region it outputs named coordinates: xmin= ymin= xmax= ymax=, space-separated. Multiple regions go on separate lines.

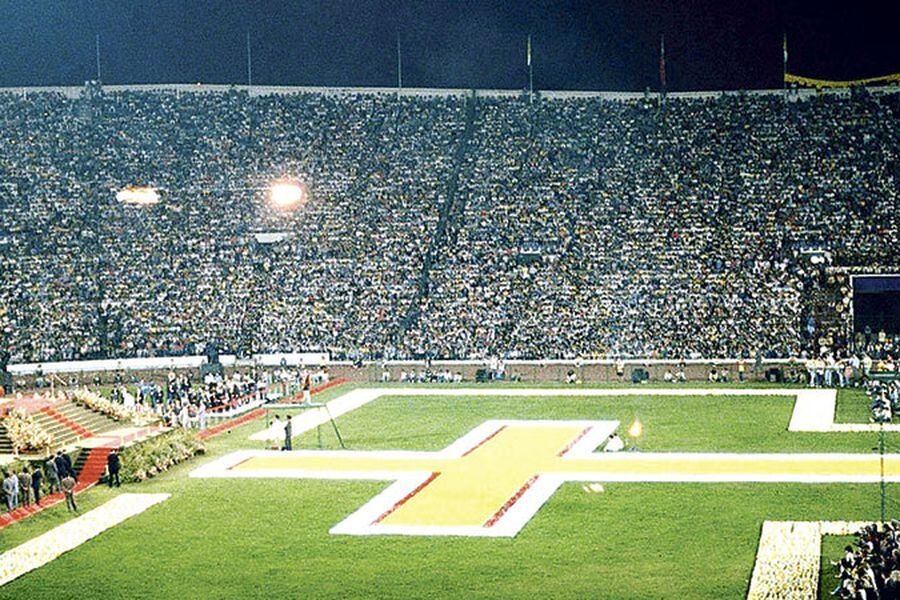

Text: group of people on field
xmin=832 ymin=522 xmax=900 ymax=599
xmin=3 ymin=450 xmax=76 ymax=512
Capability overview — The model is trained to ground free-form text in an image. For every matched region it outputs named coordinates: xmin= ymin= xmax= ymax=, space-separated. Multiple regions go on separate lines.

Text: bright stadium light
xmin=116 ymin=185 xmax=160 ymax=206
xmin=269 ymin=180 xmax=306 ymax=209
xmin=628 ymin=418 xmax=643 ymax=438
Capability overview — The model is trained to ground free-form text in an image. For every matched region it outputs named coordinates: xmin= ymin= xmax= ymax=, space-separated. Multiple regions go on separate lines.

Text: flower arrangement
xmin=69 ymin=389 xmax=159 ymax=426
xmin=2 ymin=409 xmax=53 ymax=454
xmin=119 ymin=429 xmax=205 ymax=483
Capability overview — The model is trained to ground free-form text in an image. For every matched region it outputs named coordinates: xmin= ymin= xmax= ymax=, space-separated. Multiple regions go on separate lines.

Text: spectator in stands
xmin=0 ymin=88 xmax=896 ymax=363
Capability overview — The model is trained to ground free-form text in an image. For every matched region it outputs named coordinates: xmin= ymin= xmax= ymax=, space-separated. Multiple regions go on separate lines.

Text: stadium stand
xmin=0 ymin=85 xmax=897 ymax=364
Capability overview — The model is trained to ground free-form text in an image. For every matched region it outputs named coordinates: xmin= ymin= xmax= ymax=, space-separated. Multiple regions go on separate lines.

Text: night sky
xmin=0 ymin=0 xmax=897 ymax=91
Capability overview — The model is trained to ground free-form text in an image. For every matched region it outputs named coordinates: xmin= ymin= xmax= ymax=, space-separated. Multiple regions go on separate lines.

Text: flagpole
xmin=659 ymin=34 xmax=666 ymax=98
xmin=782 ymin=32 xmax=787 ymax=100
xmin=527 ymin=35 xmax=533 ymax=103
xmin=397 ymin=35 xmax=403 ymax=91
xmin=246 ymin=31 xmax=252 ymax=89
xmin=246 ymin=31 xmax=253 ymax=145
xmin=95 ymin=34 xmax=101 ymax=81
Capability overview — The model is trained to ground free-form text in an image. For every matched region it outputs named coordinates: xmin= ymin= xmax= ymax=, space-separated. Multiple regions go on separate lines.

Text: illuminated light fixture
xmin=269 ymin=180 xmax=307 ymax=209
xmin=628 ymin=418 xmax=643 ymax=438
xmin=116 ymin=186 xmax=160 ymax=206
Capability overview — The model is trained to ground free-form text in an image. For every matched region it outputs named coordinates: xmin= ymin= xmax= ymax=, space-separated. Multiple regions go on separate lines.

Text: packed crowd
xmin=409 ymin=90 xmax=900 ymax=359
xmin=1 ymin=86 xmax=897 ymax=362
xmin=832 ymin=522 xmax=900 ymax=598
xmin=867 ymin=379 xmax=900 ymax=424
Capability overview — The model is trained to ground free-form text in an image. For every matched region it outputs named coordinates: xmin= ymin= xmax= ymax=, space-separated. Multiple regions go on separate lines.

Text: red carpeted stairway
xmin=74 ymin=447 xmax=113 ymax=491
xmin=40 ymin=406 xmax=93 ymax=438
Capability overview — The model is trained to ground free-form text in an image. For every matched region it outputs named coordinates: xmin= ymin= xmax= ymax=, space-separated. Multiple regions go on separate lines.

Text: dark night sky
xmin=0 ymin=0 xmax=897 ymax=91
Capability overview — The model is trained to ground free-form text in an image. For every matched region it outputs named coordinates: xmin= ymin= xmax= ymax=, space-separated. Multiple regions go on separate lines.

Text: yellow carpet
xmin=233 ymin=424 xmax=900 ymax=528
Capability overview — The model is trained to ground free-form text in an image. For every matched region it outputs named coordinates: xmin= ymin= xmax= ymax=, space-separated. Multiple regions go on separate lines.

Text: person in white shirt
xmin=198 ymin=402 xmax=208 ymax=431
xmin=270 ymin=415 xmax=287 ymax=450
xmin=603 ymin=433 xmax=625 ymax=452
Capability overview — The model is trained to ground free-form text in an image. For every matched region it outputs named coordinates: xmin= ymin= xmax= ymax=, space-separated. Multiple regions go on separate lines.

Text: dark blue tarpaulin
xmin=853 ymin=276 xmax=900 ymax=294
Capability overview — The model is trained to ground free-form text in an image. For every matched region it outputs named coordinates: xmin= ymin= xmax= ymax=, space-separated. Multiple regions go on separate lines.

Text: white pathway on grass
xmin=250 ymin=387 xmax=387 ymax=441
xmin=789 ymin=389 xmax=900 ymax=432
xmin=747 ymin=521 xmax=822 ymax=599
xmin=250 ymin=386 xmax=899 ymax=441
xmin=0 ymin=493 xmax=169 ymax=587
xmin=747 ymin=520 xmax=875 ymax=600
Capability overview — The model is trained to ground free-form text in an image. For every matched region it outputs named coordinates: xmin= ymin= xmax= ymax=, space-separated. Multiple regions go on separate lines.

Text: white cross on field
xmin=192 ymin=387 xmax=900 ymax=538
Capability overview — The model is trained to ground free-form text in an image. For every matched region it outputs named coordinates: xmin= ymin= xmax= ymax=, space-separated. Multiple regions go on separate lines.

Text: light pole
xmin=881 ymin=418 xmax=886 ymax=523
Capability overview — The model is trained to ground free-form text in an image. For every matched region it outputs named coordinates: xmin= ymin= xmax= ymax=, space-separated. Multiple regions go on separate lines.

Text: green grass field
xmin=1 ymin=384 xmax=896 ymax=599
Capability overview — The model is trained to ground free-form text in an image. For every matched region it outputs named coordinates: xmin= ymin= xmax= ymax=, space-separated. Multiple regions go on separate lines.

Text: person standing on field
xmin=302 ymin=372 xmax=312 ymax=404
xmin=31 ymin=465 xmax=43 ymax=505
xmin=45 ymin=456 xmax=60 ymax=493
xmin=107 ymin=450 xmax=121 ymax=488
xmin=2 ymin=471 xmax=18 ymax=511
xmin=284 ymin=417 xmax=293 ymax=451
xmin=61 ymin=474 xmax=77 ymax=512
xmin=18 ymin=467 xmax=32 ymax=506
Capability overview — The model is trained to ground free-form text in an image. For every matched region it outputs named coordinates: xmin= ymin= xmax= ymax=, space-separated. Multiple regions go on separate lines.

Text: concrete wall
xmin=317 ymin=359 xmax=793 ymax=384
xmin=6 ymin=357 xmax=799 ymax=389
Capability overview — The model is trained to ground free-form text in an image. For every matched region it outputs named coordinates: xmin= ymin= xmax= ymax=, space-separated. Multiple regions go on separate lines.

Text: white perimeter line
xmin=0 ymin=493 xmax=170 ymax=587
xmin=249 ymin=386 xmax=896 ymax=439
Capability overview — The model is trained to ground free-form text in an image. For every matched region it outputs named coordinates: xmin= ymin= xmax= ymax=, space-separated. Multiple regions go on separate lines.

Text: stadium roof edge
xmin=0 ymin=83 xmax=897 ymax=100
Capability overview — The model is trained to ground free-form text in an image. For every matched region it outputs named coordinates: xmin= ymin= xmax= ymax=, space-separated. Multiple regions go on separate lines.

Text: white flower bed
xmin=0 ymin=493 xmax=169 ymax=587
xmin=747 ymin=521 xmax=879 ymax=600
xmin=70 ymin=388 xmax=159 ymax=426
xmin=2 ymin=408 xmax=53 ymax=453
xmin=747 ymin=521 xmax=821 ymax=599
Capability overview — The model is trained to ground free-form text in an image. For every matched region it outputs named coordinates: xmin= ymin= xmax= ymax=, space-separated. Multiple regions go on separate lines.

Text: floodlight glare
xmin=116 ymin=186 xmax=160 ymax=206
xmin=628 ymin=419 xmax=643 ymax=438
xmin=269 ymin=181 xmax=306 ymax=209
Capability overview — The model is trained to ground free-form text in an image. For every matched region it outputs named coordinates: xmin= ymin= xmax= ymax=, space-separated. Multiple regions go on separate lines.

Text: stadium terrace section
xmin=0 ymin=86 xmax=898 ymax=364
